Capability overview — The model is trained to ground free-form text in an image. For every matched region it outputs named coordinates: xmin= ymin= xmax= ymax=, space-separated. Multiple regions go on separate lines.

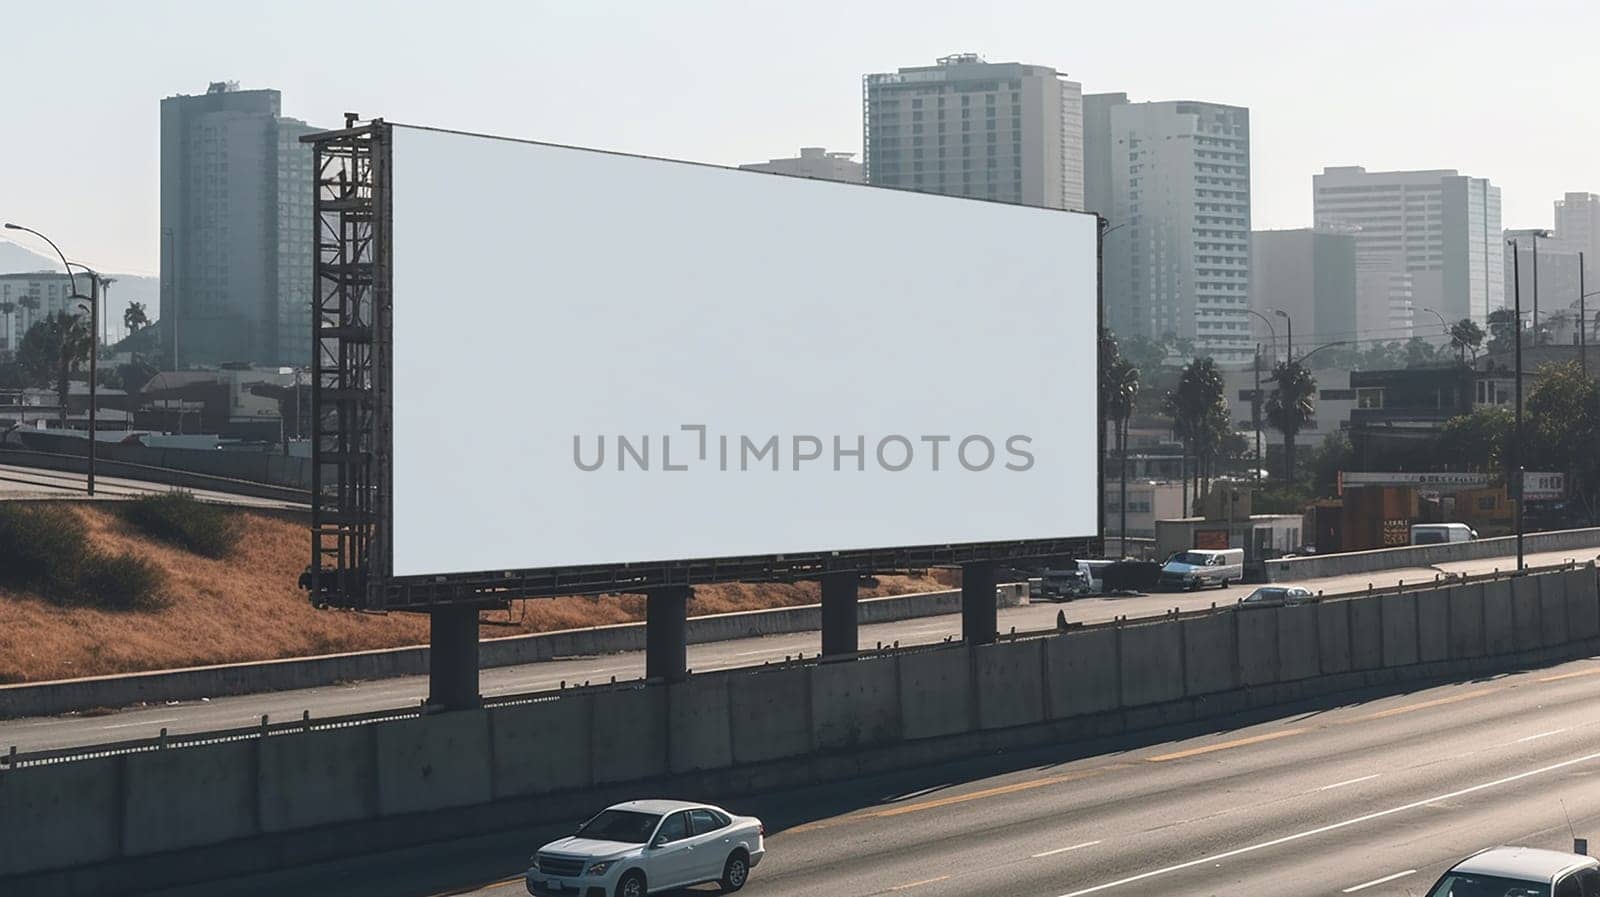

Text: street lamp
xmin=5 ymin=223 xmax=96 ymax=496
xmin=1508 ymin=230 xmax=1552 ymax=345
xmin=1507 ymin=239 xmax=1526 ymax=572
xmin=1273 ymin=309 xmax=1293 ymax=360
xmin=1244 ymin=309 xmax=1280 ymax=486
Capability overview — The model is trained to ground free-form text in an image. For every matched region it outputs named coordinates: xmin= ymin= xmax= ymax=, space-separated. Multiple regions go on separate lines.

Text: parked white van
xmin=1410 ymin=523 xmax=1477 ymax=545
xmin=1158 ymin=548 xmax=1245 ymax=590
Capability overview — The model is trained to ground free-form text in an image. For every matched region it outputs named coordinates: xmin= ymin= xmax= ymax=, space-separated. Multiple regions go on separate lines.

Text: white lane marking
xmin=1055 ymin=748 xmax=1600 ymax=897
xmin=1342 ymin=870 xmax=1416 ymax=892
xmin=733 ymin=649 xmax=779 ymax=656
xmin=1318 ymin=773 xmax=1382 ymax=792
xmin=1033 ymin=840 xmax=1103 ymax=859
xmin=100 ymin=716 xmax=180 ymax=730
xmin=1517 ymin=728 xmax=1570 ymax=743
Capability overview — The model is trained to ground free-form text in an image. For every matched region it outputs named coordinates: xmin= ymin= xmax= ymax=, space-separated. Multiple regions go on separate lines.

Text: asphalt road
xmin=3 ymin=545 xmax=1596 ymax=754
xmin=0 ymin=462 xmax=305 ymax=510
xmin=147 ymin=651 xmax=1600 ymax=897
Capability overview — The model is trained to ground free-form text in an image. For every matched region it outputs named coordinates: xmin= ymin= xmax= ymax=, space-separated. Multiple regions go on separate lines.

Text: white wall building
xmin=1554 ymin=192 xmax=1600 ymax=281
xmin=864 ymin=54 xmax=1084 ymax=210
xmin=1313 ymin=166 xmax=1502 ymax=323
xmin=1088 ymin=96 xmax=1252 ymax=363
xmin=739 ymin=147 xmax=863 ymax=183
xmin=0 ymin=272 xmax=87 ymax=354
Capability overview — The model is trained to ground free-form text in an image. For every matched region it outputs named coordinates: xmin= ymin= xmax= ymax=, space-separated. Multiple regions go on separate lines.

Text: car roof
xmin=606 ymin=799 xmax=714 ymax=816
xmin=1453 ymin=846 xmax=1599 ymax=880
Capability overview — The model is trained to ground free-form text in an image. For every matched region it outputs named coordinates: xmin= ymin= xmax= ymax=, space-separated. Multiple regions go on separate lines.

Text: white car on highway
xmin=527 ymin=799 xmax=765 ymax=897
xmin=1423 ymin=845 xmax=1599 ymax=896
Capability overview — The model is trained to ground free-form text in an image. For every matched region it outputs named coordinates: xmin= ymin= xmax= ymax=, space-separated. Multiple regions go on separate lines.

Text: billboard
xmin=384 ymin=124 xmax=1099 ymax=580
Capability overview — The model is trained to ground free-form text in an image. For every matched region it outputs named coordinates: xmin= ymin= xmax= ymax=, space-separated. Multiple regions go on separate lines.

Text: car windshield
xmin=575 ymin=810 xmax=662 ymax=844
xmin=1171 ymin=552 xmax=1212 ymax=565
xmin=1243 ymin=588 xmax=1287 ymax=603
xmin=1425 ymin=872 xmax=1550 ymax=897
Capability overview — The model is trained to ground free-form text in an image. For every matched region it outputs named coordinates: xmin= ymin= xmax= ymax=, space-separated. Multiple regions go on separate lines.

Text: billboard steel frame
xmin=302 ymin=119 xmax=1099 ymax=612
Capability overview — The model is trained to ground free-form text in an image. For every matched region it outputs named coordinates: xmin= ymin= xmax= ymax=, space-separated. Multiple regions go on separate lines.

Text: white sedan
xmin=528 ymin=799 xmax=765 ymax=897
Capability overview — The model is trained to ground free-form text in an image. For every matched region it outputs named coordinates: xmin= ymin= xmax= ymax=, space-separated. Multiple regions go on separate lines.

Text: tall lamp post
xmin=1420 ymin=307 xmax=1449 ymax=355
xmin=5 ymin=223 xmax=97 ymax=496
xmin=1273 ymin=308 xmax=1294 ymax=360
xmin=1245 ymin=309 xmax=1279 ymax=484
xmin=1508 ymin=240 xmax=1526 ymax=572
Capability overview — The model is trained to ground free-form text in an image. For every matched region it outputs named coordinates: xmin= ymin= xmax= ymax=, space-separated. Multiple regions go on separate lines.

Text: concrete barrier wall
xmin=0 ymin=584 xmax=1026 ymax=720
xmin=7 ymin=567 xmax=1597 ymax=893
xmin=1265 ymin=527 xmax=1600 ymax=582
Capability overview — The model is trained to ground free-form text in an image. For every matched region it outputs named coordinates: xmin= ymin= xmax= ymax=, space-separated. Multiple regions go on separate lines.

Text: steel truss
xmin=303 ymin=119 xmax=391 ymax=609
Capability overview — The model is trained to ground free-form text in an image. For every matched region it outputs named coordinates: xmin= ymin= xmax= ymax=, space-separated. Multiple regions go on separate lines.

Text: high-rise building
xmin=1312 ymin=166 xmax=1502 ymax=323
xmin=1086 ymin=96 xmax=1252 ymax=363
xmin=863 ymin=54 xmax=1083 ymax=210
xmin=739 ymin=147 xmax=863 ymax=183
xmin=1554 ymin=192 xmax=1600 ymax=280
xmin=1355 ymin=253 xmax=1417 ymax=342
xmin=160 ymin=81 xmax=319 ymax=369
xmin=1250 ymin=229 xmax=1357 ymax=358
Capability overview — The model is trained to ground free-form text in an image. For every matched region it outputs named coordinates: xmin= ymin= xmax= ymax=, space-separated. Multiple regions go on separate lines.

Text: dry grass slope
xmin=0 ymin=503 xmax=949 ymax=684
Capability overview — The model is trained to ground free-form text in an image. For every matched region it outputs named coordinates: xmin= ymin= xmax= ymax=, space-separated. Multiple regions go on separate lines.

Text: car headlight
xmin=587 ymin=861 xmax=613 ymax=876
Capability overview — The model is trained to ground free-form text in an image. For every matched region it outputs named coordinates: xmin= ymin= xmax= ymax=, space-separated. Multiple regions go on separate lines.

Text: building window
xmin=1356 ymin=388 xmax=1385 ymax=409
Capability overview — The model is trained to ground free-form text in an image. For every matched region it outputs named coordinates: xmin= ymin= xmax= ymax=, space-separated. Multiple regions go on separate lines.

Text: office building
xmin=1312 ymin=166 xmax=1502 ymax=323
xmin=1505 ymin=230 xmax=1585 ymax=338
xmin=863 ymin=54 xmax=1083 ymax=210
xmin=1087 ymin=95 xmax=1252 ymax=363
xmin=1355 ymin=253 xmax=1416 ymax=342
xmin=1554 ymin=192 xmax=1600 ymax=279
xmin=0 ymin=272 xmax=82 ymax=354
xmin=1250 ymin=228 xmax=1357 ymax=358
xmin=739 ymin=147 xmax=863 ymax=183
xmin=160 ymin=81 xmax=319 ymax=369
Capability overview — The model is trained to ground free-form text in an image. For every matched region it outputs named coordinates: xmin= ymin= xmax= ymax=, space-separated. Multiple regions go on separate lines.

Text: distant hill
xmin=0 ymin=239 xmax=157 ymax=341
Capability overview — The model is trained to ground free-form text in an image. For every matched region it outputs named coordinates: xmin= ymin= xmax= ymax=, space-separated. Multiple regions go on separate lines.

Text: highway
xmin=0 ymin=461 xmax=305 ymax=510
xmin=3 ymin=545 xmax=1596 ymax=755
xmin=146 ymin=651 xmax=1600 ymax=897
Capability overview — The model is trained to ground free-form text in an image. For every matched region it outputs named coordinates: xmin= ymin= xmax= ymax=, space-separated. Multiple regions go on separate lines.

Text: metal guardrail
xmin=4 ymin=557 xmax=1593 ymax=771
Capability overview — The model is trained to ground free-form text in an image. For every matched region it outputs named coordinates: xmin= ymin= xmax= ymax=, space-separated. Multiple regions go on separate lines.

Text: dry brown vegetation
xmin=0 ymin=503 xmax=949 ymax=684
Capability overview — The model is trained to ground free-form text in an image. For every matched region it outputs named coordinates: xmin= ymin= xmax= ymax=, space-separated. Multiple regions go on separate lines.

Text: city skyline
xmin=4 ymin=0 xmax=1599 ymax=276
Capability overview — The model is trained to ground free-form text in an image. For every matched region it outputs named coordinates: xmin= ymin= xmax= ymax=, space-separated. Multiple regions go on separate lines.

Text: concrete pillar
xmin=962 ymin=561 xmax=998 ymax=646
xmin=646 ymin=586 xmax=691 ymax=683
xmin=820 ymin=573 xmax=859 ymax=657
xmin=427 ymin=606 xmax=481 ymax=711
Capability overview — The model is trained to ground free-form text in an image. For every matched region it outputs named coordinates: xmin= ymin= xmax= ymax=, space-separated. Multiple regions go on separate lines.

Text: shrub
xmin=0 ymin=502 xmax=88 ymax=591
xmin=70 ymin=552 xmax=164 ymax=611
xmin=0 ymin=503 xmax=165 ymax=611
xmin=121 ymin=491 xmax=242 ymax=558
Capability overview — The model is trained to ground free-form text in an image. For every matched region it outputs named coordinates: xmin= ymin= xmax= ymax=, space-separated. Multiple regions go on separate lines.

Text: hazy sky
xmin=5 ymin=0 xmax=1598 ymax=275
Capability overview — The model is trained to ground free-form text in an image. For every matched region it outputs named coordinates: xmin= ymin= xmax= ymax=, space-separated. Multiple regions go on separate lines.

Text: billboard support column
xmin=961 ymin=561 xmax=998 ymax=645
xmin=820 ymin=573 xmax=859 ymax=657
xmin=646 ymin=586 xmax=691 ymax=682
xmin=426 ymin=605 xmax=480 ymax=711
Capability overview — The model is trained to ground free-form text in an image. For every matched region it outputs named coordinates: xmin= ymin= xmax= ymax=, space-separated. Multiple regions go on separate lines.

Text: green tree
xmin=0 ymin=300 xmax=15 ymax=353
xmin=1403 ymin=336 xmax=1443 ymax=368
xmin=1164 ymin=357 xmax=1229 ymax=508
xmin=1524 ymin=361 xmax=1600 ymax=521
xmin=117 ymin=358 xmax=158 ymax=395
xmin=1486 ymin=308 xmax=1516 ymax=355
xmin=1265 ymin=358 xmax=1316 ymax=484
xmin=1303 ymin=432 xmax=1352 ymax=497
xmin=1437 ymin=406 xmax=1513 ymax=472
xmin=123 ymin=301 xmax=151 ymax=335
xmin=1449 ymin=318 xmax=1485 ymax=361
xmin=17 ymin=312 xmax=94 ymax=427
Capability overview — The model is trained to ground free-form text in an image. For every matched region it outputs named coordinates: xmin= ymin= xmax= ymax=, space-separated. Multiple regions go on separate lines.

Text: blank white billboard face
xmin=389 ymin=125 xmax=1098 ymax=577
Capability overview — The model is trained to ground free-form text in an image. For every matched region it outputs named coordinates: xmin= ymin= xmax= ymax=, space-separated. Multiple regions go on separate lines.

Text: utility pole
xmin=1581 ymin=251 xmax=1588 ymax=379
xmin=1511 ymin=246 xmax=1525 ymax=572
xmin=1253 ymin=343 xmax=1262 ymax=485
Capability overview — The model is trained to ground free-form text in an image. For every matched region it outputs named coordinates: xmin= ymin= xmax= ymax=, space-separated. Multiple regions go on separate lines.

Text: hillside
xmin=0 ymin=502 xmax=949 ymax=684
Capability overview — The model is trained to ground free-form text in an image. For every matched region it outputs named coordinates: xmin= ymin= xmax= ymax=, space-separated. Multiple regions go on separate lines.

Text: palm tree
xmin=123 ymin=301 xmax=151 ymax=335
xmin=18 ymin=296 xmax=40 ymax=337
xmin=1449 ymin=318 xmax=1485 ymax=361
xmin=0 ymin=301 xmax=14 ymax=354
xmin=1265 ymin=359 xmax=1317 ymax=484
xmin=1164 ymin=357 xmax=1228 ymax=512
xmin=18 ymin=312 xmax=94 ymax=427
xmin=1105 ymin=357 xmax=1140 ymax=550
